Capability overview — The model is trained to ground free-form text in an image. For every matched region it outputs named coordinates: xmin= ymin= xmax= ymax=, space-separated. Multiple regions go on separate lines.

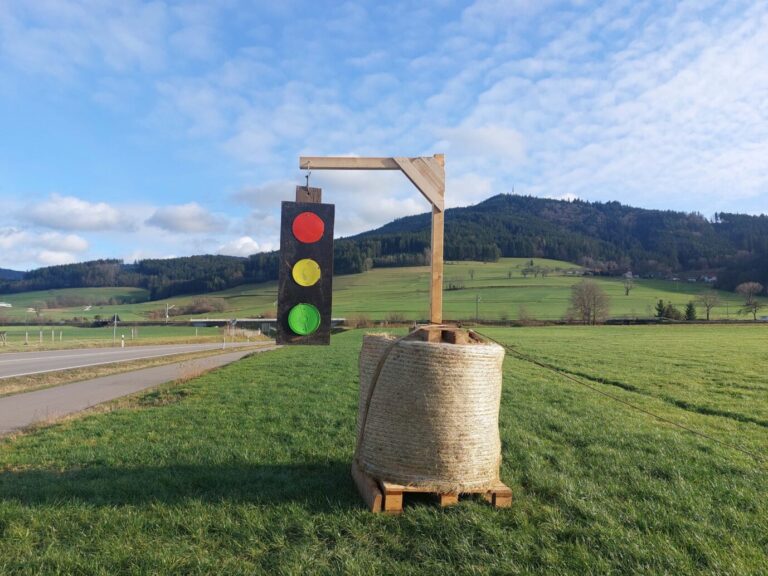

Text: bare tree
xmin=517 ymin=304 xmax=535 ymax=326
xmin=569 ymin=280 xmax=611 ymax=325
xmin=623 ymin=272 xmax=634 ymax=296
xmin=697 ymin=289 xmax=720 ymax=321
xmin=736 ymin=282 xmax=765 ymax=321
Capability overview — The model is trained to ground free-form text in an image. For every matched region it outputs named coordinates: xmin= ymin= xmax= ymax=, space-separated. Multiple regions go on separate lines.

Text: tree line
xmin=569 ymin=280 xmax=765 ymax=324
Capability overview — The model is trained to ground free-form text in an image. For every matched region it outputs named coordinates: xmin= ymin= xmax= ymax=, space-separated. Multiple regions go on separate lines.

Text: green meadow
xmin=207 ymin=258 xmax=765 ymax=321
xmin=0 ymin=325 xmax=228 ymax=352
xmin=2 ymin=259 xmax=760 ymax=324
xmin=1 ymin=325 xmax=765 ymax=574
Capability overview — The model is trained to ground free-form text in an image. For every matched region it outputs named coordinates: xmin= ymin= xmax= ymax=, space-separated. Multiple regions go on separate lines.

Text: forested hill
xmin=349 ymin=194 xmax=768 ymax=290
xmin=0 ymin=268 xmax=23 ymax=281
xmin=1 ymin=194 xmax=766 ymax=298
xmin=0 ymin=256 xmax=278 ymax=301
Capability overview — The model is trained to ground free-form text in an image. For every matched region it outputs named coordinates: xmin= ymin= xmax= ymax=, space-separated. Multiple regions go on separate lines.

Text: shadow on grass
xmin=0 ymin=460 xmax=360 ymax=512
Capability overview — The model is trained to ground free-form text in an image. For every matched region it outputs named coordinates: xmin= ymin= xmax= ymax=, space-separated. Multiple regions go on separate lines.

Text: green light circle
xmin=288 ymin=303 xmax=321 ymax=336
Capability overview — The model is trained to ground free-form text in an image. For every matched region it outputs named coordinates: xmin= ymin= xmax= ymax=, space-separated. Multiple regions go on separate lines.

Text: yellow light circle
xmin=292 ymin=258 xmax=321 ymax=287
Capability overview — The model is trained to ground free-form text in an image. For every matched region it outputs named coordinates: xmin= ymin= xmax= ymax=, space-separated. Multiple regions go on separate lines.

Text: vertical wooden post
xmin=431 ymin=154 xmax=445 ymax=325
xmin=431 ymin=207 xmax=444 ymax=324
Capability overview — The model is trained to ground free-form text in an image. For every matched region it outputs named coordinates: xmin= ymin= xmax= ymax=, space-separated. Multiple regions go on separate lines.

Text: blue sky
xmin=1 ymin=0 xmax=766 ymax=270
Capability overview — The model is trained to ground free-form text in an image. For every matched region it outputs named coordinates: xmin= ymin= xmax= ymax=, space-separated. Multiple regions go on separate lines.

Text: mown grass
xmin=0 ymin=326 xmax=766 ymax=574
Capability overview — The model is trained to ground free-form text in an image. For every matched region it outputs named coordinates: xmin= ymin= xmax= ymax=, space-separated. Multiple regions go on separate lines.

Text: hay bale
xmin=357 ymin=332 xmax=505 ymax=492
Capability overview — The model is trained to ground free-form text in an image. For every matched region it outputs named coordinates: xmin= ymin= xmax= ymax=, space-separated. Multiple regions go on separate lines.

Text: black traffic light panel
xmin=277 ymin=201 xmax=335 ymax=345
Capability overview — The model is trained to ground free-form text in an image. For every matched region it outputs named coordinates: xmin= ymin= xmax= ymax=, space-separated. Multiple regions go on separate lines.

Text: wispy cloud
xmin=24 ymin=194 xmax=133 ymax=232
xmin=146 ymin=203 xmax=229 ymax=234
xmin=0 ymin=1 xmax=169 ymax=79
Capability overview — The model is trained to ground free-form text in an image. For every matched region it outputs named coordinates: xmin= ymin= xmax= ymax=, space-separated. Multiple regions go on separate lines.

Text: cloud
xmin=0 ymin=1 xmax=170 ymax=79
xmin=24 ymin=194 xmax=130 ymax=231
xmin=446 ymin=172 xmax=497 ymax=208
xmin=217 ymin=236 xmax=269 ymax=257
xmin=435 ymin=125 xmax=526 ymax=167
xmin=36 ymin=250 xmax=79 ymax=266
xmin=146 ymin=202 xmax=229 ymax=234
xmin=232 ymin=180 xmax=296 ymax=210
xmin=0 ymin=228 xmax=88 ymax=269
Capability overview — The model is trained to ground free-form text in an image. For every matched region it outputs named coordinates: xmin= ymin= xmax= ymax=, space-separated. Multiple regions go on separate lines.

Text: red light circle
xmin=292 ymin=211 xmax=325 ymax=243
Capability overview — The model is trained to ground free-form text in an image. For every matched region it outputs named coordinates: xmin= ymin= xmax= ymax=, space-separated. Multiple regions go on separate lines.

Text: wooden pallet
xmin=351 ymin=462 xmax=512 ymax=514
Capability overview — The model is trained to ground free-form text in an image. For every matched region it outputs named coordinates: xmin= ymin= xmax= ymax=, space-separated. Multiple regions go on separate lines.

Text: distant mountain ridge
xmin=1 ymin=194 xmax=766 ymax=298
xmin=0 ymin=268 xmax=23 ymax=281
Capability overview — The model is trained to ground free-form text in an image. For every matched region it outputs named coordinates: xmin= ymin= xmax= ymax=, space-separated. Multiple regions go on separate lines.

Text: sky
xmin=1 ymin=0 xmax=767 ymax=271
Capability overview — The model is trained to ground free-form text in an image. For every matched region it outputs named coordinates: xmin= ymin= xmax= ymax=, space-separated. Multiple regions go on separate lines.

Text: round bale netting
xmin=356 ymin=332 xmax=505 ymax=493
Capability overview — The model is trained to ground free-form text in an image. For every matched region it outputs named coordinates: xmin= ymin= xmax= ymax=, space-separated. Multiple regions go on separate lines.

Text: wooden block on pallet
xmin=485 ymin=481 xmax=513 ymax=508
xmin=380 ymin=480 xmax=405 ymax=514
xmin=492 ymin=484 xmax=513 ymax=508
xmin=351 ymin=462 xmax=383 ymax=513
xmin=383 ymin=490 xmax=404 ymax=514
xmin=439 ymin=493 xmax=460 ymax=507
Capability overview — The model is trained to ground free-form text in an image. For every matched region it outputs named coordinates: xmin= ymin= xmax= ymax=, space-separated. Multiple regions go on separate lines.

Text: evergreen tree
xmin=685 ymin=301 xmax=697 ymax=321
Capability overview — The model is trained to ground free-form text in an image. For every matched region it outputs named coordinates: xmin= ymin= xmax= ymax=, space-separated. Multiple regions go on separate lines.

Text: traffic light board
xmin=277 ymin=200 xmax=335 ymax=345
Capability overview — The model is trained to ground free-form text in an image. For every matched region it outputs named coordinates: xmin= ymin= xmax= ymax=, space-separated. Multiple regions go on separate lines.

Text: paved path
xmin=0 ymin=346 xmax=275 ymax=435
xmin=0 ymin=342 xmax=260 ymax=379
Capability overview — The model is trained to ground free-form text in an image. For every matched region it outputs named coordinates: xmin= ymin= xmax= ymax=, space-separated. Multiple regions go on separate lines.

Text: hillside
xmin=1 ymin=258 xmax=762 ymax=324
xmin=0 ymin=268 xmax=23 ymax=281
xmin=352 ymin=195 xmax=768 ymax=290
xmin=1 ymin=194 xmax=766 ymax=298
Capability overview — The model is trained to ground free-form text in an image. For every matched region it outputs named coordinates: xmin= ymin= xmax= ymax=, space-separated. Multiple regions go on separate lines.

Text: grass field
xmin=206 ymin=259 xmax=766 ymax=322
xmin=0 ymin=287 xmax=150 ymax=321
xmin=0 ymin=325 xmax=230 ymax=352
xmin=2 ymin=258 xmax=764 ymax=324
xmin=1 ymin=325 xmax=765 ymax=574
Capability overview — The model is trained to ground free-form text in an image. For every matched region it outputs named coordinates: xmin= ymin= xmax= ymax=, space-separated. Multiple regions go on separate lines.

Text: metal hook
xmin=304 ymin=160 xmax=311 ymax=188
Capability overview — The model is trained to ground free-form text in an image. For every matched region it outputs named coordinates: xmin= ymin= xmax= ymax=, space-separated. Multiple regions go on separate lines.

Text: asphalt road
xmin=0 ymin=346 xmax=276 ymax=435
xmin=0 ymin=342 xmax=265 ymax=379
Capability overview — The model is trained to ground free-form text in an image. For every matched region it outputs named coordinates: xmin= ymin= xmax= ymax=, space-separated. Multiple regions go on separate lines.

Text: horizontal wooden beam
xmin=300 ymin=157 xmax=400 ymax=170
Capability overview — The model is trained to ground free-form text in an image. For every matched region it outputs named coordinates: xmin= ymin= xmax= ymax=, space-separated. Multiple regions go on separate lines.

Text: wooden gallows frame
xmin=299 ymin=155 xmax=445 ymax=324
